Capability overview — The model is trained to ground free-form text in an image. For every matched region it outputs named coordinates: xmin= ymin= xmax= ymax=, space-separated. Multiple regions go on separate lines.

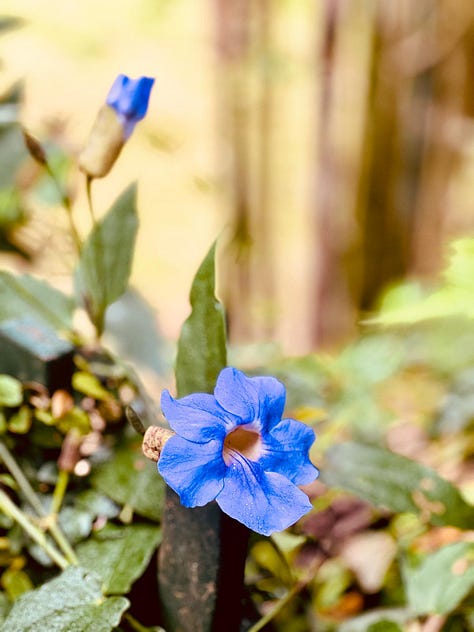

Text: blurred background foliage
xmin=0 ymin=1 xmax=473 ymax=631
xmin=0 ymin=0 xmax=471 ymax=354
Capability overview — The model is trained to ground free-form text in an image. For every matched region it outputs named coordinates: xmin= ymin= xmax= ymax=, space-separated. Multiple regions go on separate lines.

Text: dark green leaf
xmin=75 ymin=183 xmax=138 ymax=335
xmin=403 ymin=542 xmax=474 ymax=615
xmin=322 ymin=442 xmax=474 ymax=528
xmin=0 ymin=272 xmax=74 ymax=331
xmin=175 ymin=241 xmax=227 ymax=397
xmin=77 ymin=524 xmax=162 ymax=594
xmin=1 ymin=566 xmax=129 ymax=631
xmin=91 ymin=442 xmax=164 ymax=521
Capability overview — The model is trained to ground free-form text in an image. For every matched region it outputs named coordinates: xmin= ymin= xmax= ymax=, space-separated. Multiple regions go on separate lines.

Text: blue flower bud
xmin=106 ymin=74 xmax=155 ymax=139
xmin=79 ymin=74 xmax=155 ymax=178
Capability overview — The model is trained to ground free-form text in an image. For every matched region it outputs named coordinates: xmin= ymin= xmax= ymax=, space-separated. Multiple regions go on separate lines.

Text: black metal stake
xmin=158 ymin=488 xmax=250 ymax=632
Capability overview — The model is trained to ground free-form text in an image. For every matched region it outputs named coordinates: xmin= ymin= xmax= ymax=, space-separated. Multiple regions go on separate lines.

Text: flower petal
xmin=161 ymin=390 xmax=235 ymax=442
xmin=106 ymin=75 xmax=154 ymax=122
xmin=259 ymin=418 xmax=319 ymax=485
xmin=214 ymin=368 xmax=286 ymax=429
xmin=216 ymin=457 xmax=313 ymax=536
xmin=158 ymin=435 xmax=226 ymax=507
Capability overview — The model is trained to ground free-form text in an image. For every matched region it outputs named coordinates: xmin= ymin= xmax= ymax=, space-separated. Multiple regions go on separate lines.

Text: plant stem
xmin=51 ymin=469 xmax=69 ymax=515
xmin=248 ymin=567 xmax=317 ymax=632
xmin=46 ymin=518 xmax=79 ymax=566
xmin=0 ymin=441 xmax=43 ymax=516
xmin=123 ymin=613 xmax=162 ymax=632
xmin=0 ymin=441 xmax=78 ymax=565
xmin=0 ymin=489 xmax=69 ymax=570
xmin=85 ymin=174 xmax=96 ymax=225
xmin=45 ymin=163 xmax=82 ymax=255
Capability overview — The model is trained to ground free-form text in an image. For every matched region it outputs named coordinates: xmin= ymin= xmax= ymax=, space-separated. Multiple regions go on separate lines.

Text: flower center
xmin=223 ymin=426 xmax=262 ymax=465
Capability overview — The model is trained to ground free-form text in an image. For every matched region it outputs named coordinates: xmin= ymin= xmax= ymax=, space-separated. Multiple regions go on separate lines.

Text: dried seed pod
xmin=142 ymin=426 xmax=174 ymax=462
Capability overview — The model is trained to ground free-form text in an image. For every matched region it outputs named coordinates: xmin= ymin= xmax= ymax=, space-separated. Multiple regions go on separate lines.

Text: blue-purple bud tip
xmin=106 ymin=74 xmax=155 ymax=138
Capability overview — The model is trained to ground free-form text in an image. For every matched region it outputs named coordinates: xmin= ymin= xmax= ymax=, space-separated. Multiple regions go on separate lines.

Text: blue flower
xmin=106 ymin=74 xmax=155 ymax=139
xmin=158 ymin=367 xmax=319 ymax=536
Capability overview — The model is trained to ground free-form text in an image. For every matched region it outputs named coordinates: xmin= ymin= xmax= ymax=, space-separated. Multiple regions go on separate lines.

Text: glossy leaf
xmin=77 ymin=524 xmax=162 ymax=594
xmin=0 ymin=375 xmax=22 ymax=407
xmin=403 ymin=542 xmax=474 ymax=615
xmin=1 ymin=567 xmax=33 ymax=601
xmin=7 ymin=405 xmax=31 ymax=434
xmin=91 ymin=441 xmax=164 ymax=521
xmin=322 ymin=442 xmax=474 ymax=529
xmin=175 ymin=241 xmax=227 ymax=397
xmin=0 ymin=272 xmax=73 ymax=331
xmin=72 ymin=371 xmax=111 ymax=401
xmin=1 ymin=566 xmax=129 ymax=631
xmin=75 ymin=183 xmax=138 ymax=335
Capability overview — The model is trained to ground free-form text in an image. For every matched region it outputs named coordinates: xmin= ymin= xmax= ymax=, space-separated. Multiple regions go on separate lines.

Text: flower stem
xmin=0 ymin=489 xmax=69 ymax=570
xmin=46 ymin=517 xmax=79 ymax=566
xmin=51 ymin=469 xmax=69 ymax=515
xmin=123 ymin=613 xmax=163 ymax=632
xmin=0 ymin=441 xmax=78 ymax=565
xmin=45 ymin=163 xmax=82 ymax=255
xmin=0 ymin=441 xmax=44 ymax=516
xmin=85 ymin=174 xmax=96 ymax=225
xmin=248 ymin=567 xmax=317 ymax=632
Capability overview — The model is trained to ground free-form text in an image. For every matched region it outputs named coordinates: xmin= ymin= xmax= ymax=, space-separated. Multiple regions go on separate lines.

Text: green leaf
xmin=371 ymin=238 xmax=474 ymax=325
xmin=403 ymin=542 xmax=474 ymax=615
xmin=322 ymin=442 xmax=474 ymax=529
xmin=368 ymin=622 xmax=403 ymax=632
xmin=77 ymin=524 xmax=162 ymax=594
xmin=0 ymin=272 xmax=73 ymax=331
xmin=0 ymin=375 xmax=22 ymax=406
xmin=1 ymin=566 xmax=129 ymax=631
xmin=175 ymin=241 xmax=227 ymax=397
xmin=72 ymin=371 xmax=111 ymax=401
xmin=7 ymin=405 xmax=31 ymax=434
xmin=75 ymin=183 xmax=138 ymax=335
xmin=339 ymin=608 xmax=413 ymax=632
xmin=91 ymin=441 xmax=164 ymax=521
xmin=1 ymin=568 xmax=33 ymax=601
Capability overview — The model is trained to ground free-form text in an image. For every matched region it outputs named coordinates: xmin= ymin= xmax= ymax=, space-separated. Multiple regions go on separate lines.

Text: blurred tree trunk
xmin=355 ymin=4 xmax=416 ymax=311
xmin=254 ymin=0 xmax=276 ymax=339
xmin=213 ymin=0 xmax=276 ymax=343
xmin=311 ymin=0 xmax=357 ymax=347
xmin=410 ymin=2 xmax=474 ymax=276
xmin=311 ymin=0 xmax=474 ymax=348
xmin=213 ymin=0 xmax=254 ymax=342
xmin=357 ymin=1 xmax=474 ymax=308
